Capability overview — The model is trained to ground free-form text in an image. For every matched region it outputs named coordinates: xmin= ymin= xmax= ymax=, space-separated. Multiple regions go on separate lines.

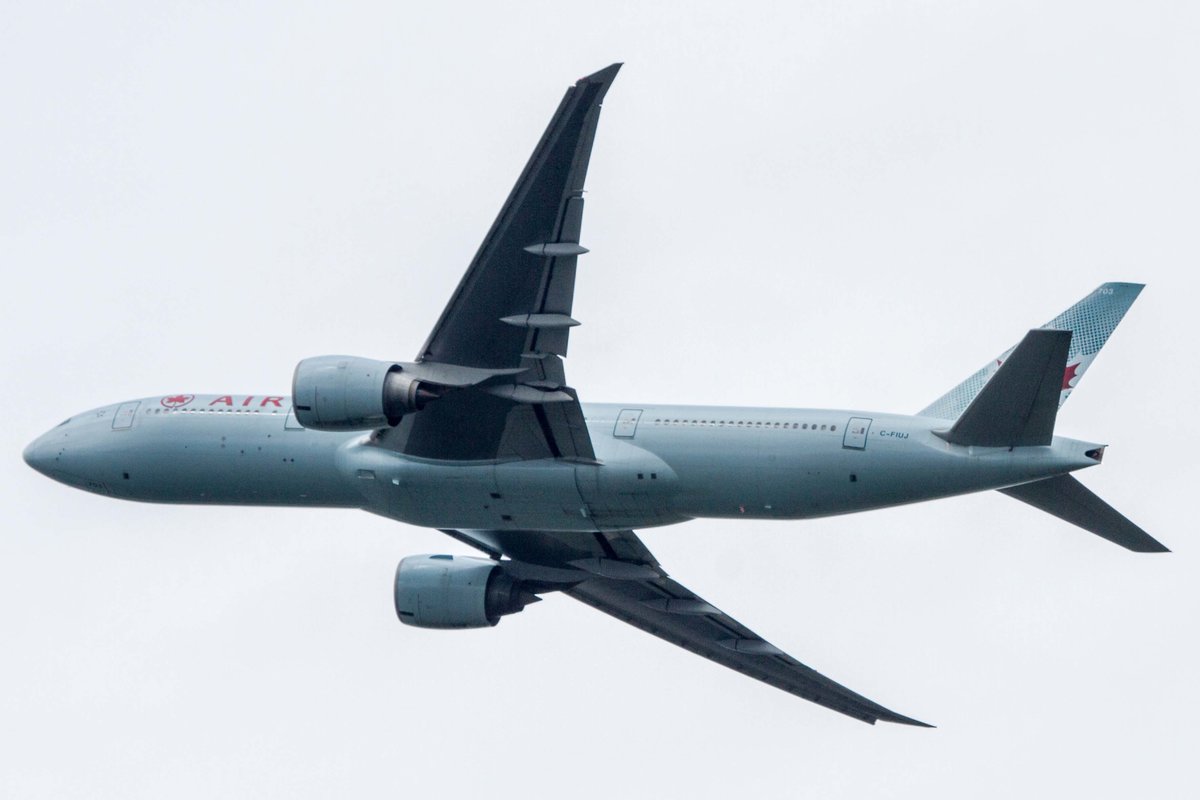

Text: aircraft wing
xmin=382 ymin=65 xmax=620 ymax=462
xmin=440 ymin=527 xmax=931 ymax=727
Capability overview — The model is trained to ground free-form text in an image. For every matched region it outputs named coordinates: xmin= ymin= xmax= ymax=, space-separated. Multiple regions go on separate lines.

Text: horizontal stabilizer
xmin=936 ymin=329 xmax=1071 ymax=447
xmin=1000 ymin=475 xmax=1168 ymax=552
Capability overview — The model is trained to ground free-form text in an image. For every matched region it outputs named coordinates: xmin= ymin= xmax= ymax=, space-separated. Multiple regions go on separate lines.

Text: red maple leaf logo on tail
xmin=1062 ymin=362 xmax=1081 ymax=391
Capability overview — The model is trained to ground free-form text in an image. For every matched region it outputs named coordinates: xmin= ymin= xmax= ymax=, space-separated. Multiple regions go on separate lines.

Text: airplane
xmin=22 ymin=63 xmax=1166 ymax=728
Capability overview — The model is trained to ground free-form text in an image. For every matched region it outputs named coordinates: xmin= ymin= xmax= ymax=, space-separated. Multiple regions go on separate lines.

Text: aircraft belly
xmin=575 ymin=438 xmax=686 ymax=529
xmin=341 ymin=445 xmax=600 ymax=532
xmin=748 ymin=438 xmax=977 ymax=518
xmin=748 ymin=428 xmax=1096 ymax=519
xmin=495 ymin=459 xmax=595 ymax=530
xmin=621 ymin=426 xmax=766 ymax=519
xmin=632 ymin=415 xmax=1089 ymax=521
xmin=106 ymin=415 xmax=358 ymax=506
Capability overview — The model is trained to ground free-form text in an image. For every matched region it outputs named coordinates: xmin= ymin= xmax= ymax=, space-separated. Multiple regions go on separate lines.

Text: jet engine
xmin=291 ymin=355 xmax=439 ymax=431
xmin=393 ymin=554 xmax=537 ymax=629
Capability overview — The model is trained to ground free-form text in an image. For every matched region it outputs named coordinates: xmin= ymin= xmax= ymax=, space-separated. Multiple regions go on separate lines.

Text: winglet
xmin=579 ymin=62 xmax=623 ymax=89
xmin=935 ymin=329 xmax=1072 ymax=447
xmin=883 ymin=713 xmax=937 ymax=729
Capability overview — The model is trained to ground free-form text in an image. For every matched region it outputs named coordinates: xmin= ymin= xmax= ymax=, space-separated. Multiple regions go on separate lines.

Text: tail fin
xmin=920 ymin=283 xmax=1143 ymax=420
xmin=1000 ymin=474 xmax=1168 ymax=552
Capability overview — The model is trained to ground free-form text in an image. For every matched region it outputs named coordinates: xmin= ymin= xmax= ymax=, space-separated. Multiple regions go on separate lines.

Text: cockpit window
xmin=56 ymin=418 xmax=71 ymax=427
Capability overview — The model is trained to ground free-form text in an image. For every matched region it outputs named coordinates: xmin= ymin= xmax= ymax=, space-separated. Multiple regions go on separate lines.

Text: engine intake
xmin=291 ymin=355 xmax=439 ymax=431
xmin=393 ymin=554 xmax=535 ymax=629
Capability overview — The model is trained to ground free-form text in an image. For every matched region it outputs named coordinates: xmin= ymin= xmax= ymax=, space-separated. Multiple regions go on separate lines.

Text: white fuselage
xmin=24 ymin=395 xmax=1102 ymax=533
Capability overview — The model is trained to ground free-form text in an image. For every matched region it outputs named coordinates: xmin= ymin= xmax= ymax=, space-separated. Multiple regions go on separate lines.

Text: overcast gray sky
xmin=3 ymin=2 xmax=1198 ymax=797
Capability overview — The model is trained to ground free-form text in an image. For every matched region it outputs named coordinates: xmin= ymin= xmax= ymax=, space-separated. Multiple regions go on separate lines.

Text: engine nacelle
xmin=291 ymin=355 xmax=436 ymax=431
xmin=393 ymin=554 xmax=534 ymax=629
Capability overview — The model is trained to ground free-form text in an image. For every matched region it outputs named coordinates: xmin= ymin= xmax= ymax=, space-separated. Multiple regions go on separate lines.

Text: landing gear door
xmin=112 ymin=401 xmax=140 ymax=430
xmin=843 ymin=417 xmax=872 ymax=450
xmin=613 ymin=408 xmax=643 ymax=439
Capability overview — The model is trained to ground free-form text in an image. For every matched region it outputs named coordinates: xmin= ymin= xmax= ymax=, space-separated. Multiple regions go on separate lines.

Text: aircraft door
xmin=842 ymin=417 xmax=871 ymax=450
xmin=613 ymin=408 xmax=643 ymax=438
xmin=112 ymin=401 xmax=140 ymax=430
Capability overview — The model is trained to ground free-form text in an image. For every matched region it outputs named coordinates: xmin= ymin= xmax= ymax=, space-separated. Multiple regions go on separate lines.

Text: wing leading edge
xmin=418 ymin=63 xmax=620 ymax=369
xmin=440 ymin=527 xmax=931 ymax=727
xmin=381 ymin=64 xmax=621 ymax=462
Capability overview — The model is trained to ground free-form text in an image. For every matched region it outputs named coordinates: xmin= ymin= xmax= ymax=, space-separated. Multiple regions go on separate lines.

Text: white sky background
xmin=2 ymin=1 xmax=1197 ymax=796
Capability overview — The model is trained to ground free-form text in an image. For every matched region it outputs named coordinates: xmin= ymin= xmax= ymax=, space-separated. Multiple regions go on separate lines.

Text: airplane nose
xmin=23 ymin=418 xmax=114 ymax=495
xmin=23 ymin=435 xmax=53 ymax=476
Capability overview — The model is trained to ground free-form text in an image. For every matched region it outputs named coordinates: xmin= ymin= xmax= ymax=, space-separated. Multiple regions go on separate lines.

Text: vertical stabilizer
xmin=921 ymin=283 xmax=1143 ymax=420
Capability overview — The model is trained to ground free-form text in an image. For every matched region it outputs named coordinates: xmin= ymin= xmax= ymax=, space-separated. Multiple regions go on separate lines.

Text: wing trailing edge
xmin=437 ymin=526 xmax=932 ymax=727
